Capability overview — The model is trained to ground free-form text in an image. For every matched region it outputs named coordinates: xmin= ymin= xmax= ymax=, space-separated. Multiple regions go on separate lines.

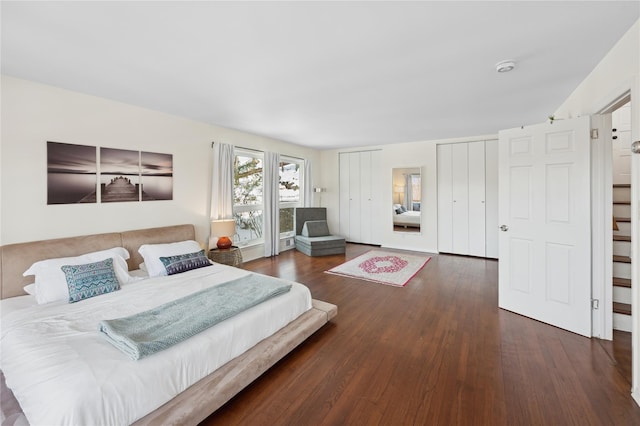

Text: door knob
xmin=500 ymin=225 xmax=509 ymax=232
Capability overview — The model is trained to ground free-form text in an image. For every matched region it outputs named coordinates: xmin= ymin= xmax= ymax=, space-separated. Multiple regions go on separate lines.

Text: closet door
xmin=484 ymin=139 xmax=499 ymax=258
xmin=339 ymin=153 xmax=351 ymax=239
xmin=437 ymin=144 xmax=454 ymax=253
xmin=451 ymin=143 xmax=470 ymax=254
xmin=339 ymin=150 xmax=382 ymax=244
xmin=348 ymin=152 xmax=362 ymax=242
xmin=369 ymin=150 xmax=381 ymax=244
xmin=468 ymin=141 xmax=486 ymax=257
xmin=360 ymin=151 xmax=373 ymax=244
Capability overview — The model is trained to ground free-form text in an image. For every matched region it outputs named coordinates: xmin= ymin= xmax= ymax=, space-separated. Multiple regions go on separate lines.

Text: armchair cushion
xmin=301 ymin=220 xmax=330 ymax=237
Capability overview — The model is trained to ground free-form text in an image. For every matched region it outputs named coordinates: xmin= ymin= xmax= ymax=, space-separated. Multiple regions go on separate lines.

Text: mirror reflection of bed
xmin=392 ymin=167 xmax=421 ymax=233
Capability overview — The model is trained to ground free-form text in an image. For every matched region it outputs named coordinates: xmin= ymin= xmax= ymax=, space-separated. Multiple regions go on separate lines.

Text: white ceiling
xmin=2 ymin=1 xmax=638 ymax=149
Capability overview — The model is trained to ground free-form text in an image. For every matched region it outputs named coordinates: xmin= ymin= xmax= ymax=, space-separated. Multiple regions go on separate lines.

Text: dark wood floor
xmin=202 ymin=244 xmax=639 ymax=425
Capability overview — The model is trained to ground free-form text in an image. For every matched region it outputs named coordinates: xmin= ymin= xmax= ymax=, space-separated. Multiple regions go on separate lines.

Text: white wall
xmin=320 ymin=134 xmax=496 ymax=254
xmin=554 ymin=19 xmax=640 ymax=404
xmin=0 ymin=76 xmax=321 ymax=250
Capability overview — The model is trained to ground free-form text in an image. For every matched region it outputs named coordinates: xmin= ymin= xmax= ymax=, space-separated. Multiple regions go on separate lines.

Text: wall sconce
xmin=210 ymin=219 xmax=236 ymax=249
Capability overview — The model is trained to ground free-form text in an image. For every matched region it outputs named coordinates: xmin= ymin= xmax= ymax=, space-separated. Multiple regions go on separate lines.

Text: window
xmin=233 ymin=150 xmax=264 ymax=246
xmin=232 ymin=151 xmax=304 ymax=245
xmin=279 ymin=158 xmax=303 ymax=237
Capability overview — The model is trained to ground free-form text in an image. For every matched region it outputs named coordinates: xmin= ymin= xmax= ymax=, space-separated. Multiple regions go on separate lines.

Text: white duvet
xmin=0 ymin=264 xmax=312 ymax=425
xmin=393 ymin=210 xmax=421 ymax=226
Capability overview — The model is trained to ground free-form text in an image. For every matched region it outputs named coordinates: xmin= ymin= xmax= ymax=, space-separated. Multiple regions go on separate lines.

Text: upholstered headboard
xmin=295 ymin=208 xmax=327 ymax=235
xmin=0 ymin=224 xmax=195 ymax=299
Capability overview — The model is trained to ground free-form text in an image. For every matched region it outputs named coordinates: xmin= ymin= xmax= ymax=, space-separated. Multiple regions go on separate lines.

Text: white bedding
xmin=393 ymin=210 xmax=421 ymax=226
xmin=0 ymin=264 xmax=312 ymax=425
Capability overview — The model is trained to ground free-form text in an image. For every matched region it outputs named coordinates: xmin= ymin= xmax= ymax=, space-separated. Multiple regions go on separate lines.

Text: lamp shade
xmin=211 ymin=219 xmax=236 ymax=249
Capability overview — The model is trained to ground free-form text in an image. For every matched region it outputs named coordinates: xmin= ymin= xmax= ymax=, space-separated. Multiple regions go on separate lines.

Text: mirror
xmin=392 ymin=167 xmax=422 ymax=233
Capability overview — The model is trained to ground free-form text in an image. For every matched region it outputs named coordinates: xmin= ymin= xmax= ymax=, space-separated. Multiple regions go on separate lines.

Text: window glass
xmin=233 ymin=152 xmax=264 ymax=245
xmin=279 ymin=158 xmax=303 ymax=236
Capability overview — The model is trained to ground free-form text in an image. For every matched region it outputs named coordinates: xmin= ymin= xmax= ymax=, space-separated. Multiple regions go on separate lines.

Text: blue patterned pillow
xmin=160 ymin=250 xmax=211 ymax=275
xmin=61 ymin=258 xmax=121 ymax=303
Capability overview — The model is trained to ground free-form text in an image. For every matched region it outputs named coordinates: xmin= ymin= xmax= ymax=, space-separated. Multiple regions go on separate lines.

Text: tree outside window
xmin=233 ymin=152 xmax=264 ymax=245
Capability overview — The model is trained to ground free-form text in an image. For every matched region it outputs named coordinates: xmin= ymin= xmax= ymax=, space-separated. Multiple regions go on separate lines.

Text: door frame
xmin=590 ymin=83 xmax=638 ymax=403
xmin=593 ymin=92 xmax=631 ymax=340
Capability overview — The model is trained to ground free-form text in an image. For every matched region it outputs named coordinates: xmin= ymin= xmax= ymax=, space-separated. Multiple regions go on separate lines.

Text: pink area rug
xmin=325 ymin=250 xmax=431 ymax=287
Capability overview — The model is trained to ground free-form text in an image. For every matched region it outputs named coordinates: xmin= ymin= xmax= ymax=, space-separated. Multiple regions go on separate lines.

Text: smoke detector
xmin=496 ymin=60 xmax=516 ymax=73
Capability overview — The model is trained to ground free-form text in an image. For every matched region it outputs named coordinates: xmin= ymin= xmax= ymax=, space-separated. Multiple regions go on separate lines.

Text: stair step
xmin=613 ymin=277 xmax=632 ymax=288
xmin=615 ymin=217 xmax=631 ymax=222
xmin=613 ymin=184 xmax=631 ymax=188
xmin=613 ymin=235 xmax=632 ymax=242
xmin=614 ymin=302 xmax=632 ymax=315
xmin=613 ymin=201 xmax=631 ymax=205
xmin=614 ymin=255 xmax=631 ymax=263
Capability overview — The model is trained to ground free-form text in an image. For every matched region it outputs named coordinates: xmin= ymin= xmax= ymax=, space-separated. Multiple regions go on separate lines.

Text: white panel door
xmin=360 ymin=151 xmax=373 ymax=244
xmin=369 ymin=151 xmax=381 ymax=244
xmin=468 ymin=141 xmax=486 ymax=257
xmin=612 ymin=103 xmax=631 ymax=185
xmin=485 ymin=139 xmax=499 ymax=258
xmin=348 ymin=152 xmax=361 ymax=243
xmin=452 ymin=143 xmax=469 ymax=254
xmin=498 ymin=116 xmax=591 ymax=337
xmin=339 ymin=153 xmax=350 ymax=238
xmin=437 ymin=144 xmax=454 ymax=253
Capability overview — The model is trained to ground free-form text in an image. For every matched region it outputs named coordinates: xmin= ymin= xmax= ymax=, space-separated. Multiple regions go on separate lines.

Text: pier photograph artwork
xmin=46 ymin=142 xmax=173 ymax=204
xmin=47 ymin=142 xmax=97 ymax=204
xmin=141 ymin=151 xmax=173 ymax=201
xmin=100 ymin=148 xmax=141 ymax=202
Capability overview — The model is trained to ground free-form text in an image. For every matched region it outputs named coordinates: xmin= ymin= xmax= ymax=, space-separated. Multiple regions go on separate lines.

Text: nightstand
xmin=208 ymin=246 xmax=243 ymax=267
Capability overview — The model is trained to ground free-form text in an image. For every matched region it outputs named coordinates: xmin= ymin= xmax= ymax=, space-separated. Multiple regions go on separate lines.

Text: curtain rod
xmin=211 ymin=141 xmax=305 ymax=161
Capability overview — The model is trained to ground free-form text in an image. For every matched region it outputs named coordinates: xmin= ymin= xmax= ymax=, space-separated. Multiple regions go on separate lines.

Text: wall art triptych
xmin=47 ymin=141 xmax=173 ymax=205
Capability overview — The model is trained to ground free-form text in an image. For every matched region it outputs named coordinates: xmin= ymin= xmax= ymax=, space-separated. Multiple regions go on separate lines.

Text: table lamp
xmin=211 ymin=219 xmax=236 ymax=249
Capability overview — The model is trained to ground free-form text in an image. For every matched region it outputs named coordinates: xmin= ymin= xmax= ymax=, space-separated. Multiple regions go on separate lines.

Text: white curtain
xmin=404 ymin=174 xmax=413 ymax=211
xmin=304 ymin=159 xmax=313 ymax=207
xmin=210 ymin=143 xmax=235 ymax=247
xmin=264 ymin=151 xmax=280 ymax=257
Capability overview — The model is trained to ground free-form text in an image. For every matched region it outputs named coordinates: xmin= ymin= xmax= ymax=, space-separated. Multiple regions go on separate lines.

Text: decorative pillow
xmin=301 ymin=220 xmax=330 ymax=237
xmin=395 ymin=208 xmax=403 ymax=214
xmin=160 ymin=250 xmax=211 ymax=275
xmin=61 ymin=258 xmax=120 ymax=303
xmin=23 ymin=247 xmax=133 ymax=305
xmin=399 ymin=205 xmax=408 ymax=213
xmin=23 ymin=283 xmax=36 ymax=295
xmin=138 ymin=240 xmax=202 ymax=278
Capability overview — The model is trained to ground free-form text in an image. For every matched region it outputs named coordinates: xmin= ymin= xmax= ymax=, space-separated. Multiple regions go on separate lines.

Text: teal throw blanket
xmin=99 ymin=274 xmax=292 ymax=360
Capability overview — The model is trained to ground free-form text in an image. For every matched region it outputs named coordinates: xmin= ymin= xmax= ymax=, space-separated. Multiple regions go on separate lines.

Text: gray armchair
xmin=294 ymin=208 xmax=346 ymax=256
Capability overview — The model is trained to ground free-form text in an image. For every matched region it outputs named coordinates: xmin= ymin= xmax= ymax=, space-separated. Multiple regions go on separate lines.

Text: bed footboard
xmin=133 ymin=299 xmax=337 ymax=425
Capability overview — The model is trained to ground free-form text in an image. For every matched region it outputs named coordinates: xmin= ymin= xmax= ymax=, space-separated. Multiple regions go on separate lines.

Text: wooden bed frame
xmin=0 ymin=224 xmax=337 ymax=425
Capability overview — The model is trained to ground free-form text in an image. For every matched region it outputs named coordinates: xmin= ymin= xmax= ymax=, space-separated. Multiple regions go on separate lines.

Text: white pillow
xmin=23 ymin=283 xmax=36 ymax=295
xmin=138 ymin=240 xmax=202 ymax=278
xmin=23 ymin=247 xmax=133 ymax=305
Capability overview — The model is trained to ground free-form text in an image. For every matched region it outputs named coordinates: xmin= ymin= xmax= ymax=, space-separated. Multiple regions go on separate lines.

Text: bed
xmin=0 ymin=224 xmax=337 ymax=425
xmin=392 ymin=204 xmax=421 ymax=228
